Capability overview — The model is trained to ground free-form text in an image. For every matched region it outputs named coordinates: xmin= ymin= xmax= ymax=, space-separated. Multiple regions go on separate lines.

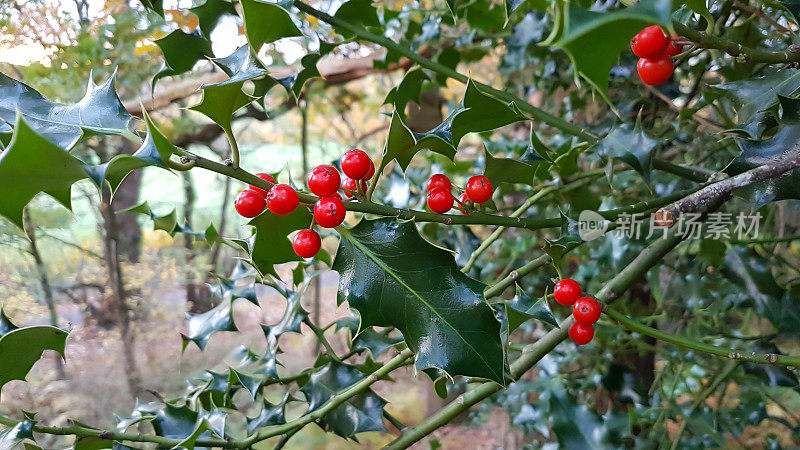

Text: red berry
xmin=364 ymin=159 xmax=376 ymax=180
xmin=466 ymin=175 xmax=493 ymax=203
xmin=573 ymin=297 xmax=601 ymax=324
xmin=249 ymin=173 xmax=276 ymax=197
xmin=266 ymin=184 xmax=299 ymax=215
xmin=293 ymin=229 xmax=321 ymax=258
xmin=554 ymin=279 xmax=581 ymax=306
xmin=426 ymin=174 xmax=451 ymax=193
xmin=234 ymin=189 xmax=266 ymax=218
xmin=308 ymin=165 xmax=341 ymax=197
xmin=637 ymin=55 xmax=674 ymax=86
xmin=568 ymin=322 xmax=594 ymax=345
xmin=342 ymin=177 xmax=367 ymax=198
xmin=341 ymin=149 xmax=371 ymax=180
xmin=456 ymin=193 xmax=470 ymax=215
xmin=314 ymin=196 xmax=346 ymax=228
xmin=665 ymin=39 xmax=683 ymax=57
xmin=630 ymin=25 xmax=669 ymax=58
xmin=427 ymin=187 xmax=454 ymax=213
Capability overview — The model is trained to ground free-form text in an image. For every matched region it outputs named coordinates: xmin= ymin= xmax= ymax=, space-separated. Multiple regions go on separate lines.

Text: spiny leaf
xmin=484 ymin=147 xmax=543 ymax=187
xmin=153 ymin=29 xmax=213 ymax=87
xmin=0 ymin=117 xmax=89 ymax=229
xmin=190 ymin=0 xmax=238 ymax=37
xmin=0 ymin=418 xmax=35 ymax=450
xmin=383 ymin=80 xmax=525 ymax=171
xmin=505 ymin=285 xmax=558 ymax=333
xmin=261 ymin=288 xmax=308 ymax=354
xmin=247 ymin=208 xmax=313 ymax=277
xmin=715 ymin=68 xmax=800 ymax=124
xmin=182 ymin=298 xmax=238 ymax=351
xmin=595 ymin=121 xmax=659 ymax=185
xmin=240 ymin=0 xmax=303 ymax=53
xmin=246 ymin=398 xmax=286 ymax=434
xmin=209 ymin=44 xmax=275 ymax=98
xmin=120 ymin=200 xmax=219 ymax=244
xmin=553 ymin=0 xmax=671 ymax=102
xmin=300 ymin=361 xmax=388 ymax=438
xmin=383 ymin=67 xmax=430 ymax=121
xmin=0 ymin=326 xmax=68 ymax=397
xmin=336 ymin=316 xmax=402 ymax=358
xmin=188 ymin=82 xmax=253 ymax=139
xmin=726 ymin=95 xmax=800 ymax=208
xmin=333 ymin=218 xmax=506 ymax=384
xmin=334 ymin=0 xmax=381 ymax=34
xmin=0 ymin=71 xmax=135 ymax=149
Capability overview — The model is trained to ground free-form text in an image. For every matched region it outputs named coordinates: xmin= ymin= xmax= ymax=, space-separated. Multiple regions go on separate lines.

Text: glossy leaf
xmin=505 ymin=285 xmax=558 ymax=333
xmin=190 ymin=0 xmax=237 ymax=37
xmin=0 ymin=326 xmax=68 ymax=397
xmin=0 ymin=419 xmax=35 ymax=450
xmin=715 ymin=68 xmax=800 ymax=124
xmin=337 ymin=316 xmax=402 ymax=358
xmin=595 ymin=121 xmax=659 ymax=185
xmin=334 ymin=0 xmax=381 ymax=33
xmin=153 ymin=30 xmax=213 ymax=86
xmin=262 ymin=287 xmax=309 ymax=354
xmin=726 ymin=96 xmax=800 ymax=207
xmin=182 ymin=299 xmax=238 ymax=351
xmin=188 ymin=81 xmax=252 ymax=140
xmin=383 ymin=67 xmax=430 ymax=121
xmin=553 ymin=0 xmax=671 ymax=101
xmin=300 ymin=361 xmax=388 ymax=438
xmin=240 ymin=0 xmax=303 ymax=53
xmin=383 ymin=80 xmax=525 ymax=171
xmin=246 ymin=398 xmax=286 ymax=434
xmin=247 ymin=208 xmax=313 ymax=276
xmin=0 ymin=71 xmax=134 ymax=149
xmin=484 ymin=148 xmax=541 ymax=187
xmin=333 ymin=218 xmax=506 ymax=383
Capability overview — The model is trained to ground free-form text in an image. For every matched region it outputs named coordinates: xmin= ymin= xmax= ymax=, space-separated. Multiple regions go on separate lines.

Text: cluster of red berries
xmin=234 ymin=149 xmax=376 ymax=259
xmin=631 ymin=25 xmax=682 ymax=86
xmin=554 ymin=279 xmax=601 ymax=346
xmin=235 ymin=173 xmax=300 ymax=218
xmin=425 ymin=173 xmax=493 ymax=214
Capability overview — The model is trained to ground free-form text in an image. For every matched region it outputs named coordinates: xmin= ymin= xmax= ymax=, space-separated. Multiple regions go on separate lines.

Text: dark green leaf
xmin=334 ymin=0 xmax=381 ymax=32
xmin=0 ymin=326 xmax=68 ymax=397
xmin=300 ymin=361 xmax=387 ymax=438
xmin=505 ymin=285 xmax=558 ymax=333
xmin=190 ymin=0 xmax=238 ymax=37
xmin=240 ymin=0 xmax=303 ymax=53
xmin=336 ymin=316 xmax=402 ymax=358
xmin=0 ymin=419 xmax=35 ymax=449
xmin=182 ymin=299 xmax=238 ymax=351
xmin=153 ymin=30 xmax=213 ymax=86
xmin=333 ymin=218 xmax=506 ymax=383
xmin=0 ymin=71 xmax=135 ymax=149
xmin=716 ymin=68 xmax=800 ymax=124
xmin=484 ymin=148 xmax=541 ymax=187
xmin=188 ymin=82 xmax=252 ymax=139
xmin=554 ymin=0 xmax=671 ymax=101
xmin=247 ymin=208 xmax=313 ymax=277
xmin=726 ymin=95 xmax=800 ymax=208
xmin=595 ymin=121 xmax=659 ymax=185
xmin=246 ymin=398 xmax=286 ymax=434
xmin=383 ymin=68 xmax=430 ymax=121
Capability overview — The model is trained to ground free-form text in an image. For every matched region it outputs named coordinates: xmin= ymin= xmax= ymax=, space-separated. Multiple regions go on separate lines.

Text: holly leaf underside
xmin=0 ymin=71 xmax=133 ymax=150
xmin=595 ymin=122 xmax=659 ymax=185
xmin=333 ymin=218 xmax=506 ymax=384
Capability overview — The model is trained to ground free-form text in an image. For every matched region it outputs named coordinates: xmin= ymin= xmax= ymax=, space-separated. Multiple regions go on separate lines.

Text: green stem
xmin=304 ymin=317 xmax=343 ymax=363
xmin=730 ymin=234 xmax=800 ymax=245
xmin=673 ymin=21 xmax=800 ymax=64
xmin=246 ymin=349 xmax=415 ymax=445
xmin=187 ymin=153 xmax=697 ymax=232
xmin=668 ymin=360 xmax=738 ymax=450
xmin=0 ymin=416 xmax=242 ymax=448
xmin=225 ymin=128 xmax=240 ymax=168
xmin=385 ymin=231 xmax=687 ymax=449
xmin=605 ymin=308 xmax=800 ymax=366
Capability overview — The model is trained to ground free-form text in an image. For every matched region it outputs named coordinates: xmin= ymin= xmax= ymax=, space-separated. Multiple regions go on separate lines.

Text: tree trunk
xmin=96 ymin=141 xmax=143 ymax=398
xmin=23 ymin=208 xmax=66 ymax=380
xmin=113 ymin=139 xmax=143 ymax=263
xmin=183 ymin=172 xmax=210 ymax=312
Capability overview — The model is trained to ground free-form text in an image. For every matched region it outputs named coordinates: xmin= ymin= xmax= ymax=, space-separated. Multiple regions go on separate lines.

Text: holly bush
xmin=2 ymin=0 xmax=800 ymax=448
